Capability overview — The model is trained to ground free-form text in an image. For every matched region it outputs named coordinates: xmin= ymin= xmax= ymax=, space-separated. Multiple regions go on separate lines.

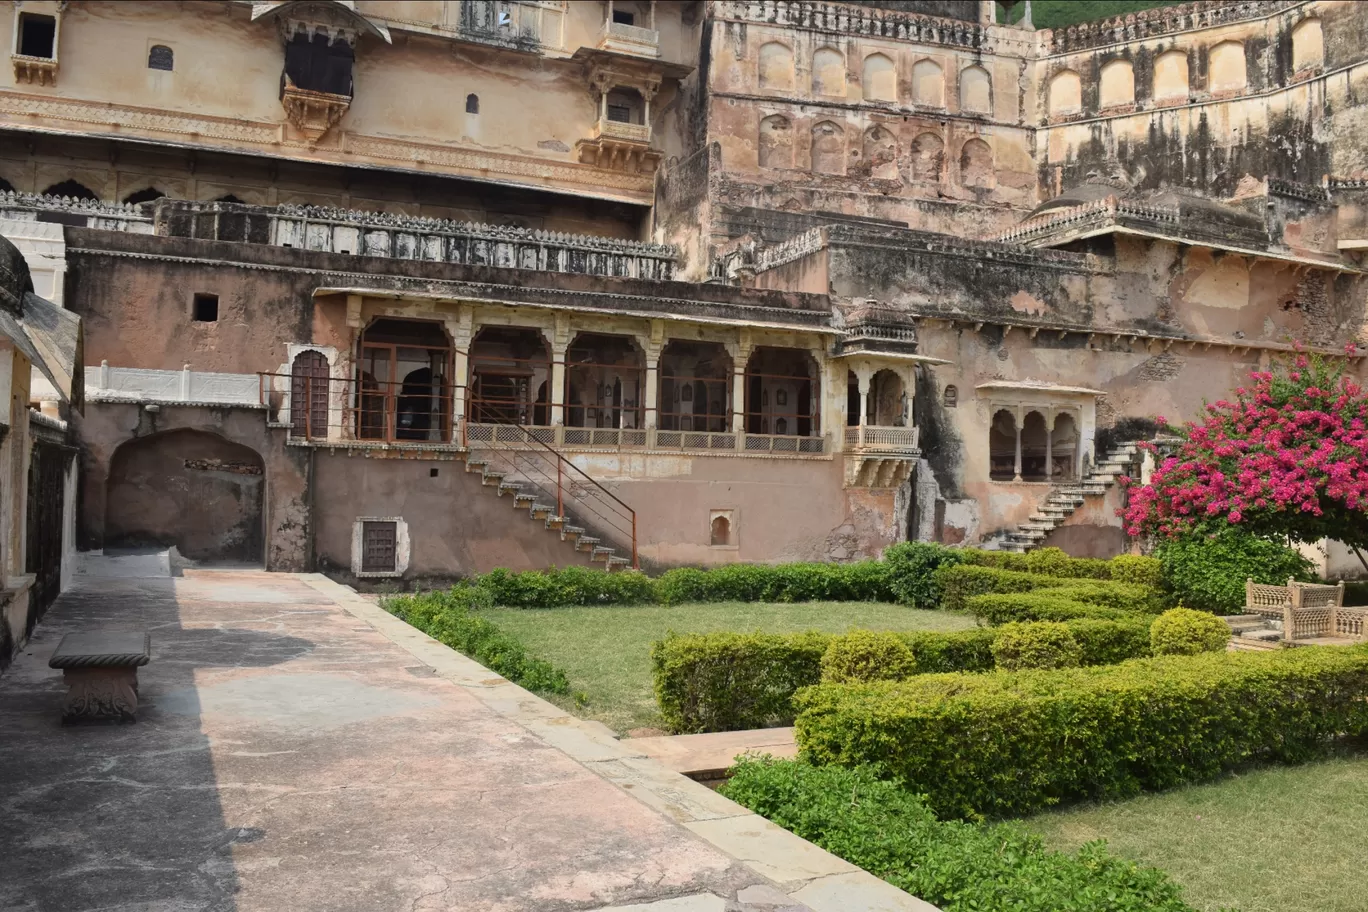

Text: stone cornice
xmin=1046 ymin=0 xmax=1309 ymax=55
xmin=708 ymin=0 xmax=984 ymax=50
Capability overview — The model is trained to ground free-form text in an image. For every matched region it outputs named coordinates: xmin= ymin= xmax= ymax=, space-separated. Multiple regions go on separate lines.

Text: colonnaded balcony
xmin=261 ymin=332 xmax=832 ymax=456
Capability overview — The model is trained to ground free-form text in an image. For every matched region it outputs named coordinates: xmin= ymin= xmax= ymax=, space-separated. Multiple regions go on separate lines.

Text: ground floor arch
xmin=105 ymin=429 xmax=266 ymax=563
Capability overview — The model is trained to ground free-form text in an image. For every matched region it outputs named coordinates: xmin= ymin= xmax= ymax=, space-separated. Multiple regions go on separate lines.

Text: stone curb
xmin=298 ymin=575 xmax=939 ymax=912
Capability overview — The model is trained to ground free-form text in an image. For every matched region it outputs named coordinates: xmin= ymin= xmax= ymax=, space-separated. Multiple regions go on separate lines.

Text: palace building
xmin=2 ymin=0 xmax=1367 ymax=632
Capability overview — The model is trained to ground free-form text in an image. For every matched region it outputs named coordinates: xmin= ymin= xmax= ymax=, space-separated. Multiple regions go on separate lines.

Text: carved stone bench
xmin=48 ymin=632 xmax=151 ymax=723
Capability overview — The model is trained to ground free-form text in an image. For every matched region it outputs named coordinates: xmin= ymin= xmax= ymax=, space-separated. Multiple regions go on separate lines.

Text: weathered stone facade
xmin=3 ymin=0 xmax=1367 ymax=579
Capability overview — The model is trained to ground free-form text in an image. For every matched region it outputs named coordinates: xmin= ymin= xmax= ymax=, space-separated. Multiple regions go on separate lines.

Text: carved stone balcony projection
xmin=281 ymin=82 xmax=352 ymax=142
xmin=12 ymin=54 xmax=58 ymax=86
xmin=576 ymin=117 xmax=660 ymax=174
xmin=598 ymin=20 xmax=660 ymax=58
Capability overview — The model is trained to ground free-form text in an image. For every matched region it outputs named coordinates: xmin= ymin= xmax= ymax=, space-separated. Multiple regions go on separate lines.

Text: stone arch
xmin=869 ymin=369 xmax=905 ymax=425
xmin=959 ymin=64 xmax=991 ymax=114
xmin=466 ymin=93 xmax=479 ymax=114
xmin=106 ymin=429 xmax=265 ymax=563
xmin=1154 ymin=49 xmax=1190 ymax=101
xmin=811 ymin=120 xmax=845 ymax=175
xmin=1209 ymin=41 xmax=1247 ymax=92
xmin=1099 ymin=58 xmax=1134 ymax=108
xmin=812 ymin=47 xmax=845 ymax=97
xmin=42 ymin=179 xmax=99 ymax=200
xmin=122 ymin=187 xmax=165 ymax=205
xmin=862 ymin=52 xmax=896 ymax=102
xmin=758 ymin=114 xmax=793 ymax=169
xmin=1048 ymin=69 xmax=1082 ymax=115
xmin=1051 ymin=412 xmax=1080 ymax=480
xmin=759 ymin=41 xmax=794 ymax=90
xmin=1292 ymin=18 xmax=1323 ymax=72
xmin=959 ymin=137 xmax=993 ymax=189
xmin=862 ymin=125 xmax=899 ymax=180
xmin=911 ymin=58 xmax=945 ymax=107
xmin=989 ymin=409 xmax=1017 ymax=481
xmin=910 ymin=131 xmax=944 ymax=182
xmin=943 ymin=384 xmax=958 ymax=407
xmin=711 ymin=514 xmax=731 ymax=546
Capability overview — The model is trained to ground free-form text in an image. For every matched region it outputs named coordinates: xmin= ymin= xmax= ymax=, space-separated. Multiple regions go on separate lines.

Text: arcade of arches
xmin=989 ymin=408 xmax=1081 ymax=482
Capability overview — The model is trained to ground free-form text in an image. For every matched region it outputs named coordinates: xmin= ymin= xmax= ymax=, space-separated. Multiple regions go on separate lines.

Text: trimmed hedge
xmin=936 ymin=564 xmax=1160 ymax=614
xmin=820 ymin=630 xmax=917 ymax=683
xmin=652 ymin=619 xmax=1151 ymax=733
xmin=1150 ymin=608 xmax=1232 ymax=656
xmin=961 ymin=546 xmax=1165 ymax=589
xmin=475 ymin=566 xmax=656 ymax=608
xmin=721 ymin=758 xmax=1204 ymax=912
xmin=883 ymin=541 xmax=967 ymax=607
xmin=990 ymin=621 xmax=1082 ymax=671
xmin=795 ymin=644 xmax=1368 ymax=819
xmin=653 ymin=560 xmax=893 ymax=605
xmin=384 ymin=587 xmax=570 ymax=694
xmin=966 ymin=592 xmax=1136 ymax=624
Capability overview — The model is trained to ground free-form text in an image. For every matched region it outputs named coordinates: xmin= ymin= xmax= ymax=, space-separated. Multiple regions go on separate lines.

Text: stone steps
xmin=995 ymin=440 xmax=1144 ymax=553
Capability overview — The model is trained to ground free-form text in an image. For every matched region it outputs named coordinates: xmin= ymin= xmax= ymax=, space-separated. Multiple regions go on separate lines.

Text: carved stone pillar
xmin=726 ymin=330 xmax=754 ymax=434
xmin=1014 ymin=405 xmax=1023 ymax=482
xmin=550 ymin=314 xmax=571 ymax=427
xmin=642 ymin=319 xmax=664 ymax=430
xmin=1044 ymin=408 xmax=1054 ymax=481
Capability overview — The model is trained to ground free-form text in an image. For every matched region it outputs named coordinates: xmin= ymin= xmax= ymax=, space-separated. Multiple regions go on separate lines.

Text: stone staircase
xmin=463 ymin=452 xmax=635 ymax=571
xmin=999 ymin=441 xmax=1144 ymax=553
xmin=1225 ymin=614 xmax=1285 ymax=651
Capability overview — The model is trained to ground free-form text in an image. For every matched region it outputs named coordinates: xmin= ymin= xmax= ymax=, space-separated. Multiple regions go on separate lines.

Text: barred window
xmin=361 ymin=521 xmax=397 ymax=573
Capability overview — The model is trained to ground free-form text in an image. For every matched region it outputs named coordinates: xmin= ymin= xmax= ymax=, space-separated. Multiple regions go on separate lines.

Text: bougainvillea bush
xmin=1124 ymin=350 xmax=1368 ymax=550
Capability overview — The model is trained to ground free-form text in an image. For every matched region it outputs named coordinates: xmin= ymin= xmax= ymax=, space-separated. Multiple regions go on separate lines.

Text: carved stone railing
xmin=0 ymin=190 xmax=154 ymax=233
xmin=994 ymin=197 xmax=1182 ymax=245
xmin=1267 ymin=178 xmax=1329 ymax=203
xmin=1049 ymin=0 xmax=1305 ymax=54
xmin=594 ymin=118 xmax=652 ymax=144
xmin=844 ymin=424 xmax=920 ymax=454
xmin=464 ymin=422 xmax=827 ymax=455
xmin=600 ymin=19 xmax=659 ymax=56
xmin=712 ymin=0 xmax=982 ymax=50
xmin=753 ymin=227 xmax=827 ymax=273
xmin=86 ymin=361 xmax=263 ymax=407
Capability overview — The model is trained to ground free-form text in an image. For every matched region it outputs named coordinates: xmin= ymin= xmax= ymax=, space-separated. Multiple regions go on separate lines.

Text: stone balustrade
xmin=0 ymin=191 xmax=154 ymax=233
xmin=87 ymin=362 xmax=263 ymax=407
xmin=1048 ymin=0 xmax=1303 ymax=54
xmin=712 ymin=0 xmax=983 ymax=50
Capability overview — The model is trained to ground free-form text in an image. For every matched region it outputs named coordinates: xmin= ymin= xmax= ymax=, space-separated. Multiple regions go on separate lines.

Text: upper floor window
xmin=612 ymin=9 xmax=634 ymax=25
xmin=466 ymin=93 xmax=479 ymax=114
xmin=17 ymin=13 xmax=56 ymax=59
xmin=606 ymin=87 xmax=644 ymax=124
xmin=148 ymin=45 xmax=173 ymax=71
xmin=284 ymin=31 xmax=354 ymax=96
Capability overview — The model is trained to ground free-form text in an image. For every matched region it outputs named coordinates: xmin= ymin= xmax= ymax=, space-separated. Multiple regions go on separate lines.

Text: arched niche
xmin=862 ymin=53 xmax=896 ymax=102
xmin=1292 ymin=18 xmax=1324 ymax=72
xmin=959 ymin=64 xmax=991 ymax=114
xmin=960 ymin=138 xmax=994 ymax=189
xmin=1099 ymin=58 xmax=1134 ymax=108
xmin=910 ymin=131 xmax=944 ymax=182
xmin=1209 ymin=41 xmax=1247 ymax=92
xmin=759 ymin=114 xmax=793 ymax=169
xmin=1048 ymin=69 xmax=1082 ymax=115
xmin=989 ymin=409 xmax=1017 ymax=481
xmin=912 ymin=58 xmax=945 ymax=107
xmin=862 ymin=126 xmax=899 ymax=180
xmin=759 ymin=41 xmax=794 ymax=90
xmin=1153 ymin=49 xmax=1189 ymax=101
xmin=811 ymin=120 xmax=845 ymax=175
xmin=812 ymin=47 xmax=845 ymax=97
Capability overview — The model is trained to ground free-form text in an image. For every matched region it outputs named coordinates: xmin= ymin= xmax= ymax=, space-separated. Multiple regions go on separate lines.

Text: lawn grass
xmin=476 ymin=601 xmax=974 ymax=734
xmin=1021 ymin=751 xmax=1368 ymax=912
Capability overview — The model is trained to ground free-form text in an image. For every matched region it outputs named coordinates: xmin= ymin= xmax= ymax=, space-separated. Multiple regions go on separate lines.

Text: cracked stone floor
xmin=0 ymin=554 xmax=810 ymax=912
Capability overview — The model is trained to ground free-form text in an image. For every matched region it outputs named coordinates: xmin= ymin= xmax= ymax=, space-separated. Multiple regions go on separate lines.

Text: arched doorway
xmin=1020 ymin=411 xmax=1049 ymax=481
xmin=869 ymin=369 xmax=905 ymax=426
xmin=565 ymin=333 xmax=644 ymax=429
xmin=745 ymin=347 xmax=818 ymax=437
xmin=1051 ymin=413 xmax=1080 ymax=480
xmin=356 ymin=318 xmax=452 ymax=441
xmin=290 ymin=350 xmax=330 ymax=438
xmin=659 ymin=341 xmax=731 ymax=432
xmin=467 ymin=326 xmax=550 ymax=426
xmin=105 ymin=430 xmax=265 ymax=563
xmin=989 ymin=409 xmax=1017 ymax=481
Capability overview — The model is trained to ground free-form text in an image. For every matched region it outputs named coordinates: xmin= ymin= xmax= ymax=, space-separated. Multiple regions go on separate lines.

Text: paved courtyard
xmin=0 ymin=554 xmax=930 ymax=912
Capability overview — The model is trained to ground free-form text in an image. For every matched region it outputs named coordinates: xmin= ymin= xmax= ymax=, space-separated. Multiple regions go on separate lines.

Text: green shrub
xmin=653 ymin=561 xmax=892 ymax=606
xmin=938 ymin=564 xmax=1161 ymax=614
xmin=384 ymin=588 xmax=570 ymax=694
xmin=883 ymin=541 xmax=965 ymax=608
xmin=795 ymin=644 xmax=1368 ymax=819
xmin=651 ymin=619 xmax=1153 ymax=732
xmin=721 ymin=758 xmax=1204 ymax=912
xmin=1150 ymin=608 xmax=1232 ymax=656
xmin=820 ymin=630 xmax=917 ymax=683
xmin=1108 ymin=554 xmax=1166 ymax=589
xmin=990 ymin=622 xmax=1083 ymax=671
xmin=966 ymin=592 xmax=1133 ymax=624
xmin=1155 ymin=528 xmax=1316 ymax=614
xmin=960 ymin=547 xmax=1164 ymax=589
xmin=651 ymin=631 xmax=830 ymax=732
xmin=475 ymin=566 xmax=654 ymax=608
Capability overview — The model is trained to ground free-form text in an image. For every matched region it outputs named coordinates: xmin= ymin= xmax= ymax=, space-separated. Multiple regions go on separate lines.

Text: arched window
xmin=862 ymin=126 xmax=898 ymax=180
xmin=758 ymin=114 xmax=793 ymax=169
xmin=711 ymin=514 xmax=731 ymax=546
xmin=122 ymin=187 xmax=164 ymax=205
xmin=466 ymin=93 xmax=479 ymax=114
xmin=989 ymin=409 xmax=1017 ymax=481
xmin=911 ymin=132 xmax=944 ymax=182
xmin=1153 ymin=49 xmax=1189 ymax=101
xmin=290 ymin=350 xmax=331 ymax=439
xmin=606 ymin=87 xmax=644 ymax=124
xmin=1292 ymin=18 xmax=1324 ymax=72
xmin=41 ymin=180 xmax=99 ymax=201
xmin=148 ymin=45 xmax=174 ymax=71
xmin=759 ymin=41 xmax=794 ymax=90
xmin=943 ymin=384 xmax=958 ymax=408
xmin=959 ymin=65 xmax=991 ymax=114
xmin=811 ymin=120 xmax=845 ymax=175
xmin=1048 ymin=70 xmax=1082 ymax=115
xmin=812 ymin=47 xmax=845 ymax=96
xmin=1099 ymin=58 xmax=1134 ymax=108
xmin=1051 ymin=413 xmax=1079 ymax=480
xmin=1209 ymin=41 xmax=1246 ymax=92
xmin=862 ymin=53 xmax=896 ymax=102
xmin=911 ymin=58 xmax=944 ymax=107
xmin=960 ymin=138 xmax=993 ymax=189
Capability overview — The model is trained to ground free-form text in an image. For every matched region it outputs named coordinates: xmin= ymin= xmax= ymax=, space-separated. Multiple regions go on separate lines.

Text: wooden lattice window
xmin=361 ymin=521 xmax=397 ymax=573
xmin=290 ymin=350 xmax=330 ymax=438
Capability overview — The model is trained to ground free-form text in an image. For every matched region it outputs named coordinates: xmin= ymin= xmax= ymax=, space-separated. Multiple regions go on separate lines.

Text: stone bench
xmin=48 ymin=632 xmax=151 ymax=723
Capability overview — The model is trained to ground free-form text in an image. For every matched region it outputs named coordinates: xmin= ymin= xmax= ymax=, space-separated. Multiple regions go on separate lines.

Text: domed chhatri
xmin=0 ymin=233 xmax=34 ymax=317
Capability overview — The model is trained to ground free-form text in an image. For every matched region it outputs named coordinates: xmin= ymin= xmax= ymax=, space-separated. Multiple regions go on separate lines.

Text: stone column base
xmin=60 ymin=667 xmax=139 ymax=723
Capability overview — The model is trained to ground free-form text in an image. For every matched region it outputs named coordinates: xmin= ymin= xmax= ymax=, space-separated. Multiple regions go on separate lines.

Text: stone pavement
xmin=0 ymin=554 xmax=936 ymax=912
